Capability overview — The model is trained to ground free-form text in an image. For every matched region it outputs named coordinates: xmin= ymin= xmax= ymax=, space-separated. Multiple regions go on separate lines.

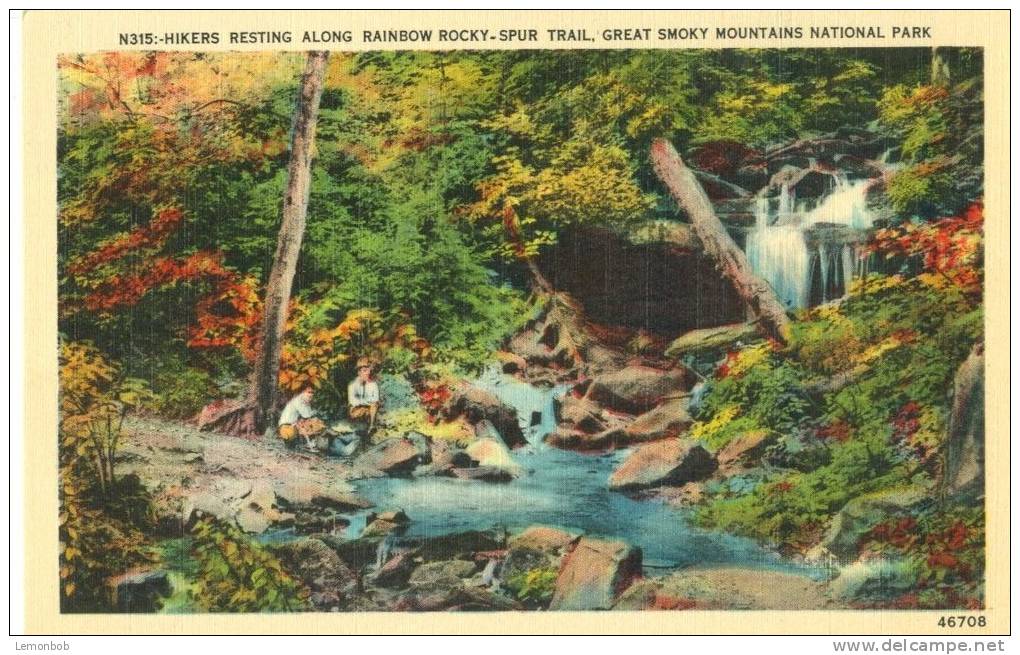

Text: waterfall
xmin=745 ymin=173 xmax=877 ymax=309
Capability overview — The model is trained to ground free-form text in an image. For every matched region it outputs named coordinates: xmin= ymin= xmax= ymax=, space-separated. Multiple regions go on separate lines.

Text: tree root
xmin=194 ymin=398 xmax=263 ymax=439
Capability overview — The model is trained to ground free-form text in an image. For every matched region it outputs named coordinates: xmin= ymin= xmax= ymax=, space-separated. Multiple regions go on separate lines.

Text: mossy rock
xmin=810 ymin=485 xmax=931 ymax=563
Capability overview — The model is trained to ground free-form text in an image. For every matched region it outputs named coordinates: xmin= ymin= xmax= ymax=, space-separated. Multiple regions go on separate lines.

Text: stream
xmin=352 ymin=368 xmax=827 ymax=578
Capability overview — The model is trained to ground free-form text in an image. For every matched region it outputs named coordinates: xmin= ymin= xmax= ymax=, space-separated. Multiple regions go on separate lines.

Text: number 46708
xmin=938 ymin=616 xmax=986 ymax=628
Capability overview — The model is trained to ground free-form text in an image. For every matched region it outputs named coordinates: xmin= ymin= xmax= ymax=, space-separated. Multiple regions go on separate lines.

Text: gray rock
xmin=941 ymin=343 xmax=984 ymax=501
xmin=110 ymin=569 xmax=172 ymax=613
xmin=353 ymin=437 xmax=423 ymax=476
xmin=808 ymin=486 xmax=929 ymax=563
xmin=450 ymin=466 xmax=514 ymax=483
xmin=370 ymin=551 xmax=417 ymax=588
xmin=271 ymin=538 xmax=357 ymax=604
xmin=408 ymin=559 xmax=478 ymax=590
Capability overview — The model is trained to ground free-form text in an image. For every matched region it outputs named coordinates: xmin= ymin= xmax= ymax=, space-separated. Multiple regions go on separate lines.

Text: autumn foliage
xmin=870 ymin=202 xmax=983 ymax=296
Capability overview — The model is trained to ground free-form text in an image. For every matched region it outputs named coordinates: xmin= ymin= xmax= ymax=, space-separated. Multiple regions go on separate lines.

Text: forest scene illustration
xmin=58 ymin=47 xmax=984 ymax=614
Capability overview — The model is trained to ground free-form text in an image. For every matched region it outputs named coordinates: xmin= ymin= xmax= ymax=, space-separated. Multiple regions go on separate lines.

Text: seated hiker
xmin=278 ymin=387 xmax=325 ymax=450
xmin=347 ymin=358 xmax=380 ymax=434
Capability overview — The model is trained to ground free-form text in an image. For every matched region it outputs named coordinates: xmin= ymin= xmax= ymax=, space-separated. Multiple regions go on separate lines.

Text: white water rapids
xmin=745 ymin=174 xmax=877 ymax=309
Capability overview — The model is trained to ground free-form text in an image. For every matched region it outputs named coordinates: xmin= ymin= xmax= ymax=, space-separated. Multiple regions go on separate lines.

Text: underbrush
xmin=691 ymin=273 xmax=982 ymax=555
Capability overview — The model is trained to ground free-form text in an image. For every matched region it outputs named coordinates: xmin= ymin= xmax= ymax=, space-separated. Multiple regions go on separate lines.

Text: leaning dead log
xmin=650 ymin=138 xmax=791 ymax=344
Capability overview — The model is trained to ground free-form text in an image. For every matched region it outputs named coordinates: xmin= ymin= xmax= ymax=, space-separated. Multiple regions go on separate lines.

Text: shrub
xmin=151 ymin=360 xmax=220 ymax=419
xmin=505 ymin=567 xmax=559 ymax=607
xmin=189 ymin=518 xmax=310 ymax=612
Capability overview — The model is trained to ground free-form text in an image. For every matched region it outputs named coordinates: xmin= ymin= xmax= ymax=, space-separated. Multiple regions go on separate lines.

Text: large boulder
xmin=609 ymin=439 xmax=717 ymax=492
xmin=271 ymin=538 xmax=357 ymax=608
xmin=464 ymin=437 xmax=522 ymax=478
xmin=353 ymin=437 xmax=423 ymax=476
xmin=585 ymin=365 xmax=694 ymax=415
xmin=940 ymin=343 xmax=984 ymax=501
xmin=501 ymin=526 xmax=578 ymax=595
xmin=109 ymin=569 xmax=172 ymax=613
xmin=622 ymin=398 xmax=693 ymax=442
xmin=447 ymin=385 xmax=527 ymax=448
xmin=614 ymin=567 xmax=832 ymax=610
xmin=549 ymin=537 xmax=642 ymax=610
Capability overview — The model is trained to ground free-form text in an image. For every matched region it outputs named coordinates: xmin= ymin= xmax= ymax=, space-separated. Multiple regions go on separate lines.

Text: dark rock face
xmin=109 ymin=569 xmax=172 ymax=613
xmin=537 ymin=227 xmax=746 ymax=335
xmin=406 ymin=530 xmax=507 ymax=563
xmin=323 ymin=535 xmax=383 ymax=571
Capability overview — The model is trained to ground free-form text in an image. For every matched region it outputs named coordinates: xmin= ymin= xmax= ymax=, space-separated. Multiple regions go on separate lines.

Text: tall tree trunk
xmin=198 ymin=51 xmax=330 ymax=437
xmin=650 ymin=138 xmax=791 ymax=344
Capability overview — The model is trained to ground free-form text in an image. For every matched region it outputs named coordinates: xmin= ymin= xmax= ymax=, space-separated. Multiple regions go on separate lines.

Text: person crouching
xmin=278 ymin=386 xmax=324 ymax=450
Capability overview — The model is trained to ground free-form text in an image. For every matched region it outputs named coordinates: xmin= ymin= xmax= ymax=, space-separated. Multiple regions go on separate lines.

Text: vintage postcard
xmin=18 ymin=9 xmax=1009 ymax=635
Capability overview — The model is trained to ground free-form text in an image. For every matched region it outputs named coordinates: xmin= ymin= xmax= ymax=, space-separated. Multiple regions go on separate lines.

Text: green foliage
xmin=885 ymin=159 xmax=956 ymax=217
xmin=189 ymin=518 xmax=310 ymax=613
xmin=505 ymin=567 xmax=559 ymax=607
xmin=149 ymin=356 xmax=221 ymax=419
xmin=698 ymin=81 xmax=804 ymax=147
xmin=692 ymin=344 xmax=812 ymax=450
xmin=877 ymin=73 xmax=983 ymax=218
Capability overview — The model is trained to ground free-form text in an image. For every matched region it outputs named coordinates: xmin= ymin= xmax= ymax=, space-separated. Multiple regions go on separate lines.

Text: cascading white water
xmin=746 ymin=174 xmax=877 ymax=309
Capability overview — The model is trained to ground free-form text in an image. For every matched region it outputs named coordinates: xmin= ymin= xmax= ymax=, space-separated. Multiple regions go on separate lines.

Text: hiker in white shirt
xmin=347 ymin=359 xmax=380 ymax=433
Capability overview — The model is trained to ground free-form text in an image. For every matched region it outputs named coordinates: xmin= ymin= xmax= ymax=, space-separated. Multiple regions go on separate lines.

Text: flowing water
xmin=746 ymin=174 xmax=877 ymax=309
xmin=352 ymin=369 xmax=825 ymax=577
